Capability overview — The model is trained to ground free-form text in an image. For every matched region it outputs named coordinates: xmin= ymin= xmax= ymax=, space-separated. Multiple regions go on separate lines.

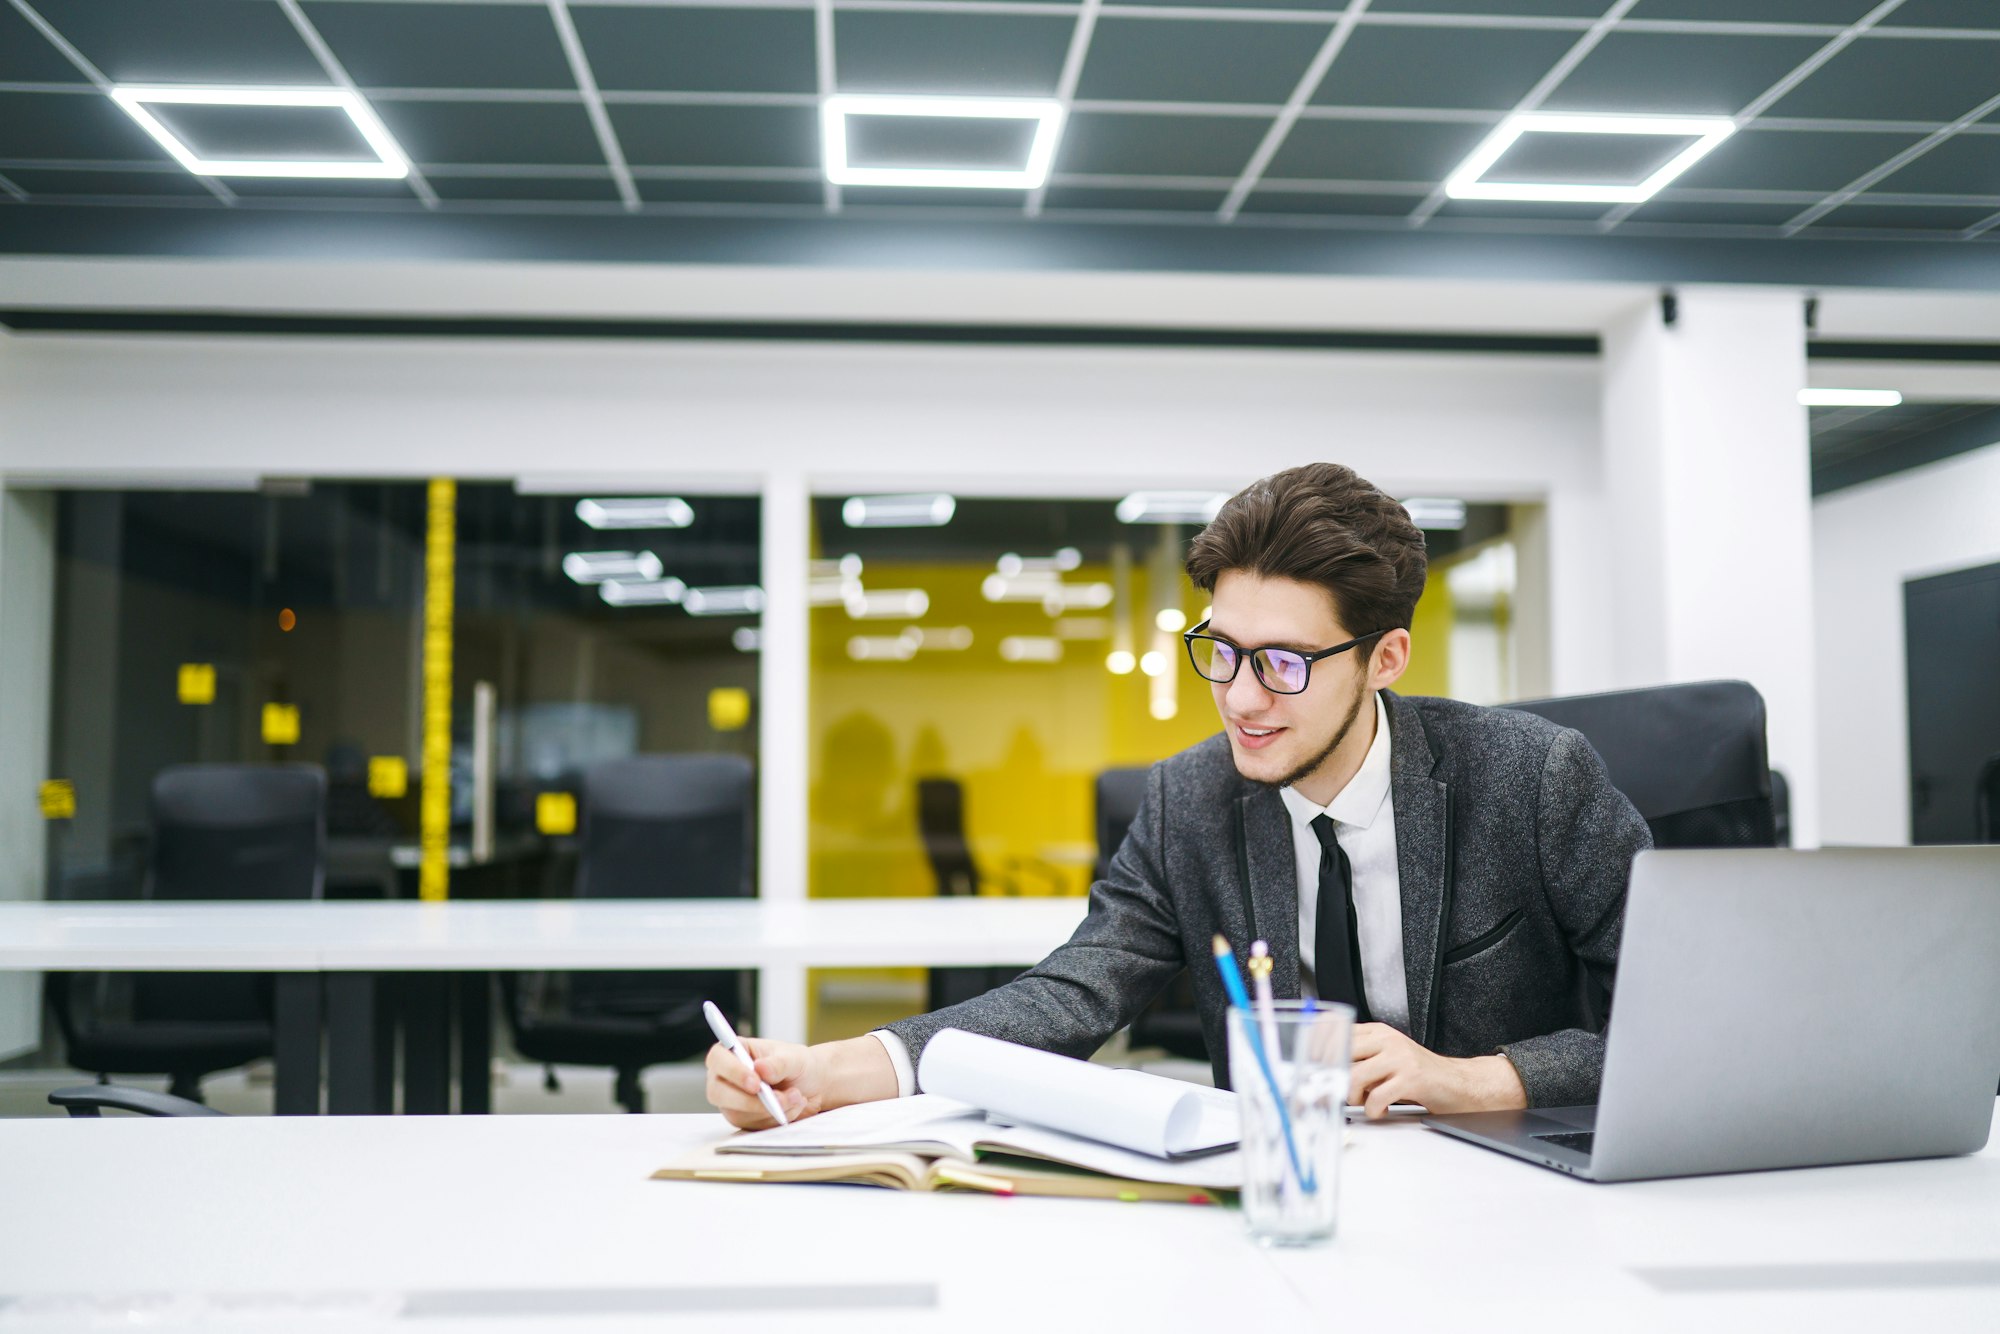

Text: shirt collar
xmin=1277 ymin=692 xmax=1394 ymax=833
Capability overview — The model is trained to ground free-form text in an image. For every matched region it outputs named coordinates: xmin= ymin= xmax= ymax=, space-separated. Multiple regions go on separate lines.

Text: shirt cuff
xmin=867 ymin=1029 xmax=917 ymax=1098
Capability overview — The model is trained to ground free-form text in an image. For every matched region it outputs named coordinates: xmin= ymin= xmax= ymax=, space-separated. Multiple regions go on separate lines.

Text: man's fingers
xmin=705 ymin=1043 xmax=759 ymax=1096
xmin=1347 ymin=1053 xmax=1393 ymax=1106
xmin=1364 ymin=1074 xmax=1403 ymax=1121
xmin=1349 ymin=1023 xmax=1391 ymax=1060
xmin=742 ymin=1039 xmax=805 ymax=1087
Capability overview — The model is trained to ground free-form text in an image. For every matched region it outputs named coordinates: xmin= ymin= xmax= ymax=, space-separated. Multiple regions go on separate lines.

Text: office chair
xmin=47 ymin=765 xmax=326 ymax=1103
xmin=49 ymin=1085 xmax=227 ymax=1118
xmin=501 ymin=754 xmax=754 ymax=1113
xmin=1769 ymin=769 xmax=1792 ymax=848
xmin=1505 ymin=681 xmax=1780 ymax=850
xmin=916 ymin=777 xmax=1038 ymax=1011
xmin=1094 ymin=766 xmax=1209 ymax=1062
xmin=1977 ymin=755 xmax=2000 ymax=843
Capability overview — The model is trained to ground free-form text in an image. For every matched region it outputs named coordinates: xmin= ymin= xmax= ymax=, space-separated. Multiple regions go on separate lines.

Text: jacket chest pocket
xmin=1442 ymin=908 xmax=1524 ymax=966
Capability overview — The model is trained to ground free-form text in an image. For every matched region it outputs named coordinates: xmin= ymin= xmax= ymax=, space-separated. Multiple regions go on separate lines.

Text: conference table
xmin=1 ymin=1103 xmax=1993 ymax=1332
xmin=0 ymin=898 xmax=1090 ymax=1115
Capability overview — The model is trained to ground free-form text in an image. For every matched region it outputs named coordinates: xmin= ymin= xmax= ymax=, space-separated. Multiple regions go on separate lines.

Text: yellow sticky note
xmin=177 ymin=663 xmax=215 ymax=705
xmin=39 ymin=779 xmax=75 ymax=820
xmin=536 ymin=791 xmax=577 ymax=836
xmin=262 ymin=702 xmax=300 ymax=746
xmin=708 ymin=686 xmax=751 ymax=732
xmin=368 ymin=756 xmax=408 ymax=799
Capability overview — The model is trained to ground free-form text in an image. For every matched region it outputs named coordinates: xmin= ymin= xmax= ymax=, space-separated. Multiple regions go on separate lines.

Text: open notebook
xmin=655 ymin=1030 xmax=1243 ymax=1202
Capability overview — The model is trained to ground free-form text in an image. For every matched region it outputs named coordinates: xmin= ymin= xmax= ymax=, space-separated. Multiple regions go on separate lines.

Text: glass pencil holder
xmin=1225 ymin=1000 xmax=1354 ymax=1247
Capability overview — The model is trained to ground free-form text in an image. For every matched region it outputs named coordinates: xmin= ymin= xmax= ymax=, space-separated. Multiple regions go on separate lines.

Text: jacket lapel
xmin=1386 ymin=692 xmax=1451 ymax=1043
xmin=1233 ymin=785 xmax=1302 ymax=999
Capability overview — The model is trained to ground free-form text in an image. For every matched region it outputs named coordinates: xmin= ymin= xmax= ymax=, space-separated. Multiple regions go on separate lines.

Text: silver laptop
xmin=1424 ymin=847 xmax=2000 ymax=1182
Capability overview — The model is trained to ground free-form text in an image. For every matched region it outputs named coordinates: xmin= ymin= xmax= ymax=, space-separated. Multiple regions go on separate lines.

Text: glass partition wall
xmin=45 ymin=483 xmax=760 ymax=905
xmin=803 ymin=494 xmax=1519 ymax=1042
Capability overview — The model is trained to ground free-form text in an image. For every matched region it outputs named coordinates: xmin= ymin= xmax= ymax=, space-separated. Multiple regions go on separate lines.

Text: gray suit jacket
xmin=885 ymin=691 xmax=1652 ymax=1108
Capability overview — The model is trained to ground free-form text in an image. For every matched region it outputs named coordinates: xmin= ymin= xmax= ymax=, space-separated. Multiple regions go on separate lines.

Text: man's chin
xmin=1229 ymin=743 xmax=1293 ymax=788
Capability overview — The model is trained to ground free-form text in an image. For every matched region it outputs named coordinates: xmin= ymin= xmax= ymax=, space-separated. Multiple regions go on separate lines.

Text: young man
xmin=708 ymin=464 xmax=1650 ymax=1125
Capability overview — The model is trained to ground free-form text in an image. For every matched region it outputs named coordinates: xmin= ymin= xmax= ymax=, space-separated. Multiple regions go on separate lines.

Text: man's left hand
xmin=1347 ymin=1023 xmax=1528 ymax=1120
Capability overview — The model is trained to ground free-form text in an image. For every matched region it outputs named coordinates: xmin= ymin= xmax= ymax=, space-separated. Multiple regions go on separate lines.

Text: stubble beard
xmin=1259 ymin=676 xmax=1368 ymax=792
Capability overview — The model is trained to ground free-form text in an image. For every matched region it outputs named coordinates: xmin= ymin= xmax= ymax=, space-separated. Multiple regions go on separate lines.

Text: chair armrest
xmin=48 ymin=1085 xmax=228 ymax=1118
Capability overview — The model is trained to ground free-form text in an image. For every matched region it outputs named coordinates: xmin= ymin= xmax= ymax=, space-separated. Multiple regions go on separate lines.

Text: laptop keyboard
xmin=1534 ymin=1131 xmax=1595 ymax=1156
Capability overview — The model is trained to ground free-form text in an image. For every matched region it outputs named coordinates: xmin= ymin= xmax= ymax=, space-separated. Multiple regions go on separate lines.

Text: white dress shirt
xmin=870 ymin=691 xmax=1408 ymax=1095
xmin=1277 ymin=691 xmax=1409 ymax=1034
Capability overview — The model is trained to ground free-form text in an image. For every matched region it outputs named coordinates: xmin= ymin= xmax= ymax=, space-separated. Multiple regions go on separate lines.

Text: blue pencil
xmin=1211 ymin=936 xmax=1316 ymax=1193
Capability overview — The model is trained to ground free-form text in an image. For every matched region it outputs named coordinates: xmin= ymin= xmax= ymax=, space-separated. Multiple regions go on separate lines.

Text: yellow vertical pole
xmin=419 ymin=478 xmax=456 ymax=902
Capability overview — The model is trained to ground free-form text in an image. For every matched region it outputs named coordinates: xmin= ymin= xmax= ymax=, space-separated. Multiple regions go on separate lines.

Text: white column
xmin=756 ymin=471 xmax=811 ymax=1042
xmin=0 ymin=487 xmax=56 ymax=1059
xmin=1599 ymin=289 xmax=1820 ymax=846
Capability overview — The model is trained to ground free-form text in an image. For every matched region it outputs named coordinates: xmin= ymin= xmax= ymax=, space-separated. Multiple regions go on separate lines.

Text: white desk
xmin=0 ymin=899 xmax=1088 ymax=1112
xmin=0 ymin=1105 xmax=1993 ymax=1333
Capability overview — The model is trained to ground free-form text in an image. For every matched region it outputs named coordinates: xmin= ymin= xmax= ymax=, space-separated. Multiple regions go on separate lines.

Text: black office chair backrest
xmin=916 ymin=777 xmax=978 ymax=897
xmin=1505 ymin=680 xmax=1777 ymax=849
xmin=574 ymin=755 xmax=755 ymax=900
xmin=1094 ymin=768 xmax=1149 ymax=881
xmin=1976 ymin=755 xmax=2000 ymax=843
xmin=147 ymin=764 xmax=326 ymax=901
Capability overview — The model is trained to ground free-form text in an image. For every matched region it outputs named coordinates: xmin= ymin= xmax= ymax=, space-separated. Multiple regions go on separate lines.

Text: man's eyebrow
xmin=1206 ymin=625 xmax=1321 ymax=654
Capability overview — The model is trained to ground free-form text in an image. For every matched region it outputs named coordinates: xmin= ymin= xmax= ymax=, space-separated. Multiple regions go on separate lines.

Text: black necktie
xmin=1310 ymin=814 xmax=1372 ymax=1023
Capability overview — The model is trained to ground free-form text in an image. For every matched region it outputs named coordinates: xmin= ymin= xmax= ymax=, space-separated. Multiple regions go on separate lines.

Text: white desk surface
xmin=0 ymin=898 xmax=1090 ymax=972
xmin=1 ymin=1105 xmax=1994 ymax=1334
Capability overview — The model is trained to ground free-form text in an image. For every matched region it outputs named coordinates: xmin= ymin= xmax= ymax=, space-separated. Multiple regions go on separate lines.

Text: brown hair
xmin=1184 ymin=463 xmax=1428 ymax=638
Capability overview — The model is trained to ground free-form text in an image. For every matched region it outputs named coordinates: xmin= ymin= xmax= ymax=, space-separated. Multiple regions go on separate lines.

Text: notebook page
xmin=918 ymin=1029 xmax=1236 ymax=1159
xmin=723 ymin=1094 xmax=986 ymax=1156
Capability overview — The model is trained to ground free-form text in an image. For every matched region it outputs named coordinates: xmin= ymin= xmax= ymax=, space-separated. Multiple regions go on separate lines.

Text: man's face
xmin=1205 ymin=570 xmax=1372 ymax=789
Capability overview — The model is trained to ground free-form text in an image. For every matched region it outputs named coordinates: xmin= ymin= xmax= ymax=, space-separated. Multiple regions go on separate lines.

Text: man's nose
xmin=1225 ymin=662 xmax=1273 ymax=715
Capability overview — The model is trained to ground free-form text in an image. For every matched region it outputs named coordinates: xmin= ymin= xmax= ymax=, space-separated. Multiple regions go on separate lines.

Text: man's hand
xmin=704 ymin=1034 xmax=899 ymax=1130
xmin=1347 ymin=1023 xmax=1527 ymax=1120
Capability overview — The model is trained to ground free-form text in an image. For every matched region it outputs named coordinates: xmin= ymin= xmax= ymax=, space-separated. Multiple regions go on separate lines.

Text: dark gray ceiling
xmin=4 ymin=0 xmax=2000 ymax=282
xmin=1810 ymin=400 xmax=2000 ymax=494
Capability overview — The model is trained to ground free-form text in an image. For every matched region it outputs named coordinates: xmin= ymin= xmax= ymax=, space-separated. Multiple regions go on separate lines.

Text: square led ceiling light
xmin=1444 ymin=112 xmax=1735 ymax=205
xmin=109 ymin=86 xmax=411 ymax=179
xmin=821 ymin=95 xmax=1065 ymax=190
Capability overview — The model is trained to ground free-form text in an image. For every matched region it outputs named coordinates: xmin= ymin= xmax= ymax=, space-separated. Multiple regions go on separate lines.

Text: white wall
xmin=1814 ymin=439 xmax=2000 ymax=846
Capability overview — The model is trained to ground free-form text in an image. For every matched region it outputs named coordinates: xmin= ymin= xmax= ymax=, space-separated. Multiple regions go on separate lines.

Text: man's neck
xmin=1289 ymin=691 xmax=1379 ymax=809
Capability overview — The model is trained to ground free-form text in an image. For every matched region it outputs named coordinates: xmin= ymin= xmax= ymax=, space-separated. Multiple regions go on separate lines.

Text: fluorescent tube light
xmin=1043 ymin=583 xmax=1114 ymax=614
xmin=1054 ymin=618 xmax=1111 ymax=640
xmin=998 ymin=549 xmax=1082 ymax=577
xmin=563 ymin=551 xmax=663 ymax=585
xmin=576 ymin=497 xmax=694 ymax=530
xmin=845 ymin=589 xmax=931 ymax=620
xmin=809 ymin=555 xmax=865 ymax=579
xmin=822 ymin=95 xmax=1064 ymax=190
xmin=905 ymin=626 xmax=974 ymax=651
xmin=848 ymin=635 xmax=918 ymax=662
xmin=1401 ymin=498 xmax=1468 ymax=531
xmin=1106 ymin=649 xmax=1137 ymax=675
xmin=109 ymin=85 xmax=411 ymax=179
xmin=1155 ymin=609 xmax=1188 ymax=633
xmin=1139 ymin=651 xmax=1168 ymax=678
xmin=1115 ymin=492 xmax=1228 ymax=525
xmin=683 ymin=585 xmax=766 ymax=616
xmin=999 ymin=636 xmax=1063 ymax=664
xmin=731 ymin=627 xmax=762 ymax=653
xmin=842 ymin=493 xmax=957 ymax=528
xmin=599 ymin=577 xmax=687 ymax=607
xmin=1798 ymin=388 xmax=1903 ymax=408
xmin=1444 ymin=112 xmax=1736 ymax=205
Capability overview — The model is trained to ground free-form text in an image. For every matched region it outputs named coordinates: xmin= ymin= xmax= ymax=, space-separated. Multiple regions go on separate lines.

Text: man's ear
xmin=1367 ymin=628 xmax=1412 ymax=692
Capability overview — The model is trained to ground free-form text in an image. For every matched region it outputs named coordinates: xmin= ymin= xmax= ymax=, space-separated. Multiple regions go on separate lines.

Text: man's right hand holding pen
xmin=703 ymin=1035 xmax=899 ymax=1130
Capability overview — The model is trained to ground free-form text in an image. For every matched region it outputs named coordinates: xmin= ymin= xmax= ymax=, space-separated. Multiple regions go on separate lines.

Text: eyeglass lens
xmin=1188 ymin=637 xmax=1312 ymax=694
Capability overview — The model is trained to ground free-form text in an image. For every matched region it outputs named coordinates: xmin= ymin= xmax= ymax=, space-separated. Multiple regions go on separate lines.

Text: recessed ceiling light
xmin=841 ymin=493 xmax=956 ymax=528
xmin=1115 ymin=492 xmax=1228 ymax=525
xmin=563 ymin=551 xmax=662 ymax=585
xmin=108 ymin=85 xmax=411 ymax=179
xmin=683 ymin=585 xmax=766 ymax=617
xmin=1798 ymin=388 xmax=1902 ymax=408
xmin=576 ymin=497 xmax=694 ymax=530
xmin=1444 ymin=112 xmax=1736 ymax=205
xmin=1401 ymin=498 xmax=1468 ymax=531
xmin=821 ymin=95 xmax=1065 ymax=190
xmin=599 ymin=577 xmax=687 ymax=607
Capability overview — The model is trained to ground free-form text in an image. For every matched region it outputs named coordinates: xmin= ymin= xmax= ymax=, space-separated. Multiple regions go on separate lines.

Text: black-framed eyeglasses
xmin=1182 ymin=619 xmax=1387 ymax=695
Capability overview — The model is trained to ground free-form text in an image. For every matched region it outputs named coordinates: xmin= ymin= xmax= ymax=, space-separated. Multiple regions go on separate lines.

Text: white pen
xmin=702 ymin=1000 xmax=789 ymax=1127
